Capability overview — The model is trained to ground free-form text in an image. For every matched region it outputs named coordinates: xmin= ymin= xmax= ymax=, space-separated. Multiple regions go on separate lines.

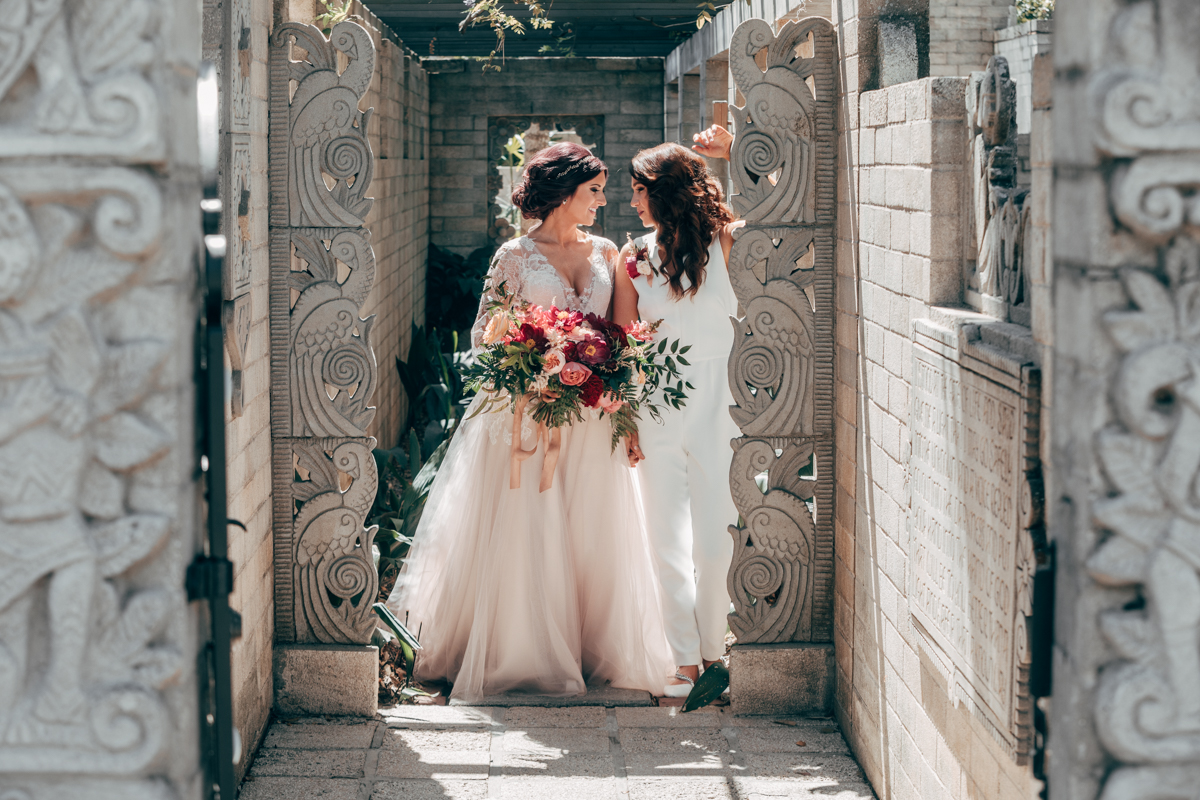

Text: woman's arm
xmin=613 ymin=240 xmax=641 ymax=328
xmin=719 ymin=220 xmax=746 ymax=270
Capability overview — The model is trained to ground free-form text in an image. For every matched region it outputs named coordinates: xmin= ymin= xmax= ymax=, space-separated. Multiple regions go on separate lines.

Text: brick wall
xmin=203 ymin=0 xmax=275 ymax=776
xmin=355 ymin=2 xmax=430 ymax=449
xmin=992 ymin=20 xmax=1052 ymax=134
xmin=928 ymin=0 xmax=1011 ymax=77
xmin=832 ymin=60 xmax=1040 ymax=800
xmin=425 ymin=57 xmax=665 ymax=256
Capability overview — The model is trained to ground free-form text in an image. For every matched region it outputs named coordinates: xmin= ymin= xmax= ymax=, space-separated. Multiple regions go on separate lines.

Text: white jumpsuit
xmin=634 ymin=231 xmax=740 ymax=666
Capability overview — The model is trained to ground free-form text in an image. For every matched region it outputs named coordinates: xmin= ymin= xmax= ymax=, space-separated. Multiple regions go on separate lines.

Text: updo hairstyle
xmin=511 ymin=142 xmax=607 ymax=221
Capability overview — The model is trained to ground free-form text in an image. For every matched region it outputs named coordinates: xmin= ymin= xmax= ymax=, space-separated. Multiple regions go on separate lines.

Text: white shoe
xmin=662 ymin=672 xmax=695 ymax=698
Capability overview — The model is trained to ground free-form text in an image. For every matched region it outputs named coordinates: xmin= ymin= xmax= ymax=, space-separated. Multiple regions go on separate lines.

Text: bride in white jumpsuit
xmin=615 ymin=139 xmax=742 ymax=696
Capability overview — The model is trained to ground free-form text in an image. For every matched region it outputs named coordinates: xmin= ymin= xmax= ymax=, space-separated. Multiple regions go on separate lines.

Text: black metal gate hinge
xmin=186 ymin=556 xmax=233 ymax=602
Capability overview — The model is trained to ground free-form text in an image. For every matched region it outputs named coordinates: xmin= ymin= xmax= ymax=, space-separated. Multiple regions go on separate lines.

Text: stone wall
xmin=832 ymin=51 xmax=1042 ymax=800
xmin=356 ymin=2 xmax=430 ymax=449
xmin=425 ymin=57 xmax=664 ymax=256
xmin=928 ymin=0 xmax=1011 ymax=78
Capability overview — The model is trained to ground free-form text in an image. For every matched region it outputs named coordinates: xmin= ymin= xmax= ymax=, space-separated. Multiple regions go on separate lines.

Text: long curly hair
xmin=512 ymin=142 xmax=607 ymax=221
xmin=630 ymin=143 xmax=734 ymax=300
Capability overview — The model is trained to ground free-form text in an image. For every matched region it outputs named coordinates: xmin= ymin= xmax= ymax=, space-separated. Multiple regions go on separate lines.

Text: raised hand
xmin=692 ymin=125 xmax=733 ymax=161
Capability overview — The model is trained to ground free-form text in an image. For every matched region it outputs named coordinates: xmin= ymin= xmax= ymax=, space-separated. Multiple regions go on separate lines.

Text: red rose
xmin=579 ymin=374 xmax=604 ymax=407
xmin=562 ymin=341 xmax=578 ymax=362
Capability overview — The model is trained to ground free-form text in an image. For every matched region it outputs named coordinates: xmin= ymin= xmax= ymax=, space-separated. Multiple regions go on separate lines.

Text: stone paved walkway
xmin=239 ymin=705 xmax=877 ymax=799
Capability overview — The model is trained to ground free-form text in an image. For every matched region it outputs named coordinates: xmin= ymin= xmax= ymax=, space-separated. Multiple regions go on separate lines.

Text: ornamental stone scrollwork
xmin=1069 ymin=1 xmax=1200 ymax=797
xmin=0 ymin=0 xmax=162 ymax=158
xmin=0 ymin=169 xmax=196 ymax=794
xmin=271 ymin=20 xmax=376 ymax=229
xmin=291 ymin=439 xmax=380 ymax=643
xmin=1089 ymin=245 xmax=1200 ymax=767
xmin=727 ymin=439 xmax=816 ymax=642
xmin=270 ymin=21 xmax=380 ymax=645
xmin=726 ymin=17 xmax=836 ymax=643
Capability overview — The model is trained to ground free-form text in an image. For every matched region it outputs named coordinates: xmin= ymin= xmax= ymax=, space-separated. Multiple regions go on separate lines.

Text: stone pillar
xmin=268 ymin=20 xmax=380 ymax=717
xmin=701 ymin=57 xmax=730 ymax=188
xmin=725 ymin=16 xmax=839 ymax=715
xmin=0 ymin=0 xmax=205 ymax=795
xmin=665 ymin=80 xmax=680 ymax=144
xmin=679 ymin=73 xmax=701 ymax=147
xmin=1050 ymin=0 xmax=1200 ymax=796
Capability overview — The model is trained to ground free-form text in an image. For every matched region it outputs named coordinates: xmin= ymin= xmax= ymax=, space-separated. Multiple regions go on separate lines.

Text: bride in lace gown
xmin=387 ymin=143 xmax=672 ymax=702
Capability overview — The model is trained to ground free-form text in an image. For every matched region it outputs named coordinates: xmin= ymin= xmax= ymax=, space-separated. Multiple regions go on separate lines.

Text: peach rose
xmin=481 ymin=312 xmax=510 ymax=344
xmin=559 ymin=362 xmax=592 ymax=386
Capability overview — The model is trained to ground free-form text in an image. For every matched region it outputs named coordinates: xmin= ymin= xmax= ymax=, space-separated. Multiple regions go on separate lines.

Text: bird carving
xmin=293 ymin=441 xmax=379 ymax=643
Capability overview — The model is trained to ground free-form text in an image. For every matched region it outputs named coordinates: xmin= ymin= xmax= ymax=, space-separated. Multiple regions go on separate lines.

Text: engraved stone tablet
xmin=908 ymin=339 xmax=1039 ymax=762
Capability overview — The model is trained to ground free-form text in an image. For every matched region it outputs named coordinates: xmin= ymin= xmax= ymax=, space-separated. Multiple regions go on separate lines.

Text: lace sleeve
xmin=470 ymin=243 xmax=524 ymax=349
xmin=597 ymin=237 xmax=620 ymax=278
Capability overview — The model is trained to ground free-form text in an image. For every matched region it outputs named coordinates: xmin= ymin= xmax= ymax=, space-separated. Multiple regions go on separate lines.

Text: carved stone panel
xmin=270 ymin=21 xmax=380 ymax=645
xmin=726 ymin=17 xmax=837 ymax=644
xmin=0 ymin=0 xmax=164 ymax=159
xmin=0 ymin=0 xmax=202 ymax=790
xmin=1049 ymin=1 xmax=1200 ymax=796
xmin=909 ymin=336 xmax=1041 ymax=762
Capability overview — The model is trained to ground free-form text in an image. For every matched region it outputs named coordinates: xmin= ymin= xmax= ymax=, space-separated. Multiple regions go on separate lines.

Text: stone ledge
xmin=274 ymin=644 xmax=379 ymax=718
xmin=730 ymin=642 xmax=835 ymax=717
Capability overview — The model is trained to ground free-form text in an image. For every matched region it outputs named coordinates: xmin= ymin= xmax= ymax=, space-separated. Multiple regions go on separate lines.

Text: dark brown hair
xmin=630 ymin=143 xmax=734 ymax=299
xmin=511 ymin=142 xmax=607 ymax=221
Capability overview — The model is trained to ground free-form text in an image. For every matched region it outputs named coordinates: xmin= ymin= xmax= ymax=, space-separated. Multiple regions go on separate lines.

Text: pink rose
xmin=598 ymin=391 xmax=624 ymax=414
xmin=559 ymin=362 xmax=592 ymax=386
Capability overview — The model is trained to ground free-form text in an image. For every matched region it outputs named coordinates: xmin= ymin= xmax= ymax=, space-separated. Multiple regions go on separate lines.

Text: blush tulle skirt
xmin=386 ymin=396 xmax=673 ymax=702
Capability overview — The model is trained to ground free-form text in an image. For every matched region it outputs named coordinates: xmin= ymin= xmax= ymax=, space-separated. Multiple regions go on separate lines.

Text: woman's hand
xmin=624 ymin=431 xmax=645 ymax=468
xmin=692 ymin=125 xmax=733 ymax=161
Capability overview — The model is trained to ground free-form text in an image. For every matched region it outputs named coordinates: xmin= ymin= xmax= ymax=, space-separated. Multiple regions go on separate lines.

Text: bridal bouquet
xmin=465 ymin=283 xmax=691 ymax=489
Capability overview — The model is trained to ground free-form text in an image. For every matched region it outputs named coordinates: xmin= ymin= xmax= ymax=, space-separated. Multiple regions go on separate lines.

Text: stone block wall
xmin=928 ymin=0 xmax=1011 ymax=77
xmin=355 ymin=2 xmax=431 ymax=449
xmin=425 ymin=57 xmax=665 ymax=256
xmin=832 ymin=58 xmax=1039 ymax=800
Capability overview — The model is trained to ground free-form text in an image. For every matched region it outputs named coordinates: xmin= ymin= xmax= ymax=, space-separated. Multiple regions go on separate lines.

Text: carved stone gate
xmin=724 ymin=17 xmax=838 ymax=713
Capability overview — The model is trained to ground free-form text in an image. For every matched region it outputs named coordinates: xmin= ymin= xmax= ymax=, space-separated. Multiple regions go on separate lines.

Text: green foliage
xmin=538 ymin=23 xmax=578 ymax=57
xmin=396 ymin=325 xmax=474 ymax=457
xmin=315 ymin=0 xmax=352 ymax=32
xmin=1016 ymin=0 xmax=1053 ymax=20
xmin=460 ymin=0 xmax=554 ymax=71
xmin=426 ymin=243 xmax=494 ymax=336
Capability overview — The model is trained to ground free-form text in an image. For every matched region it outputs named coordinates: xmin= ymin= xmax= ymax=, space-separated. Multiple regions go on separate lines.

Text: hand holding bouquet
xmin=465 ymin=283 xmax=692 ymax=490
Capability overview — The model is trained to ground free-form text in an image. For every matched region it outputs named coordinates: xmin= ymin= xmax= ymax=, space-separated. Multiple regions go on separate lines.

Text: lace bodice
xmin=471 ymin=234 xmax=617 ymax=348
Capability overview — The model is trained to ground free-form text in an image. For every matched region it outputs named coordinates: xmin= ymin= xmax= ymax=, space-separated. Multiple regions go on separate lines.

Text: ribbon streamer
xmin=509 ymin=394 xmax=562 ymax=493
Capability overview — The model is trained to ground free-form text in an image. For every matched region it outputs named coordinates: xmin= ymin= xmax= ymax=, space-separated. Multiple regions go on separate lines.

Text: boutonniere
xmin=624 ymin=234 xmax=654 ymax=282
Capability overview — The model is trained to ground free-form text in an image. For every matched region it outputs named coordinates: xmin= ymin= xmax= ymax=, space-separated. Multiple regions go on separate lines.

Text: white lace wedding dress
xmin=386 ymin=234 xmax=673 ymax=702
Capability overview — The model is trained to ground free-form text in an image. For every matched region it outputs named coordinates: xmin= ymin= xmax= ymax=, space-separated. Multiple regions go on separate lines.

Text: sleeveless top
xmin=633 ymin=230 xmax=737 ymax=362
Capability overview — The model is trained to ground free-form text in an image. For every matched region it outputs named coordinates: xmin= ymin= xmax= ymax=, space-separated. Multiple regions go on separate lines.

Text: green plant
xmin=426 ymin=243 xmax=494 ymax=336
xmin=315 ymin=0 xmax=352 ymax=32
xmin=1016 ymin=0 xmax=1053 ymax=20
xmin=460 ymin=0 xmax=555 ymax=71
xmin=396 ymin=325 xmax=475 ymax=457
xmin=368 ymin=429 xmax=452 ymax=602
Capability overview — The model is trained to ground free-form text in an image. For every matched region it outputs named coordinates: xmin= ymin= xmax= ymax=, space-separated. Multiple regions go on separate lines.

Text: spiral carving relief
xmin=725 ymin=16 xmax=836 ymax=644
xmin=270 ymin=21 xmax=380 ymax=645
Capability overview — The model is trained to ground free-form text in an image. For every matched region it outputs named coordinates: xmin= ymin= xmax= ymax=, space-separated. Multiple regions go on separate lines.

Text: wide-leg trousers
xmin=637 ymin=358 xmax=739 ymax=666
